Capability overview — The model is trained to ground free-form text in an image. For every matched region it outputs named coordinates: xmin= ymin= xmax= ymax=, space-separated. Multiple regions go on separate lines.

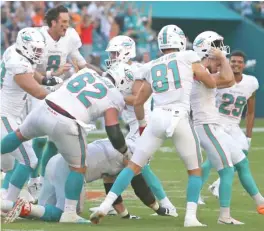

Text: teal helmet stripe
xmin=163 ymin=26 xmax=168 ymax=44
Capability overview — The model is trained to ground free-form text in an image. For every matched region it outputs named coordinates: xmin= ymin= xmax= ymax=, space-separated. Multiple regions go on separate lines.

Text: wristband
xmin=46 ymin=71 xmax=52 ymax=78
xmin=138 ymin=119 xmax=147 ymax=127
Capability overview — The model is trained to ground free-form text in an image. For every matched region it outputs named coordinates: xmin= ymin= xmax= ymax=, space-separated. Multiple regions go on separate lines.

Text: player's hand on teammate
xmin=52 ymin=63 xmax=72 ymax=76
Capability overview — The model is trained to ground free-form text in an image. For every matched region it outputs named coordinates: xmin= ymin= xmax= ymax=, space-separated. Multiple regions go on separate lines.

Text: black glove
xmin=42 ymin=76 xmax=63 ymax=86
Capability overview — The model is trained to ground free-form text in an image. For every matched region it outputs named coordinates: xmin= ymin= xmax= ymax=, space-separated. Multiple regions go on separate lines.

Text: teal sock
xmin=31 ymin=138 xmax=47 ymax=178
xmin=2 ymin=161 xmax=18 ymax=189
xmin=65 ymin=171 xmax=84 ymax=200
xmin=142 ymin=165 xmax=166 ymax=200
xmin=218 ymin=167 xmax=234 ymax=207
xmin=10 ymin=164 xmax=33 ymax=189
xmin=235 ymin=158 xmax=259 ymax=196
xmin=243 ymin=150 xmax=248 ymax=157
xmin=111 ymin=168 xmax=135 ymax=196
xmin=1 ymin=132 xmax=22 ymax=154
xmin=2 ymin=170 xmax=13 ymax=189
xmin=201 ymin=159 xmax=212 ymax=185
xmin=186 ymin=175 xmax=202 ymax=203
xmin=41 ymin=141 xmax=58 ymax=177
xmin=41 ymin=204 xmax=63 ymax=222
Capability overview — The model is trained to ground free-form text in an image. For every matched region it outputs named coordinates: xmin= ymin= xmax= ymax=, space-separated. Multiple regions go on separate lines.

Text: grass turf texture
xmin=1 ymin=120 xmax=264 ymax=231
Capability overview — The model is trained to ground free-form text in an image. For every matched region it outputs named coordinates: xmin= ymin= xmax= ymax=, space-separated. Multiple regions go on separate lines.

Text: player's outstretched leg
xmin=141 ymin=164 xmax=177 ymax=216
xmin=90 ymin=166 xmax=136 ymax=224
xmin=59 ymin=170 xmax=90 ymax=223
xmin=40 ymin=141 xmax=58 ymax=179
xmin=234 ymin=158 xmax=264 ymax=214
xmin=28 ymin=138 xmax=47 ymax=201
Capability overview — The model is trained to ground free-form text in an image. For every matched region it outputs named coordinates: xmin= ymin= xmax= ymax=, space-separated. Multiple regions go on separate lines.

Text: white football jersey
xmin=135 ymin=51 xmax=200 ymax=111
xmin=46 ymin=68 xmax=125 ymax=124
xmin=36 ymin=26 xmax=84 ymax=75
xmin=216 ymin=74 xmax=259 ymax=125
xmin=1 ymin=45 xmax=35 ymax=118
xmin=191 ymin=69 xmax=219 ymax=125
xmin=121 ymin=61 xmax=152 ymax=125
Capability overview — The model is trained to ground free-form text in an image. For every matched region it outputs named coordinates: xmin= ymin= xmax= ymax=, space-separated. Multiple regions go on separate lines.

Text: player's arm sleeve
xmin=70 ymin=49 xmax=87 ymax=68
xmin=185 ymin=50 xmax=201 ymax=64
xmin=252 ymin=77 xmax=259 ymax=92
xmin=10 ymin=60 xmax=34 ymax=75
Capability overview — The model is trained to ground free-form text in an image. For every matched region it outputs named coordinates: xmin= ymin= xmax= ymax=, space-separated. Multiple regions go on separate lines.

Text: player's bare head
xmin=230 ymin=50 xmax=246 ymax=75
xmin=45 ymin=5 xmax=69 ymax=37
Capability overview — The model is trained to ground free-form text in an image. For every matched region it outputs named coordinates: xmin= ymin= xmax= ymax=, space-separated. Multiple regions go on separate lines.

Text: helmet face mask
xmin=193 ymin=31 xmax=230 ymax=59
xmin=105 ymin=35 xmax=136 ymax=69
xmin=16 ymin=28 xmax=46 ymax=64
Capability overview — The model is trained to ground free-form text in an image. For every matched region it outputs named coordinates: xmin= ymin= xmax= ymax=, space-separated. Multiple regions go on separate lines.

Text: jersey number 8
xmin=151 ymin=60 xmax=181 ymax=93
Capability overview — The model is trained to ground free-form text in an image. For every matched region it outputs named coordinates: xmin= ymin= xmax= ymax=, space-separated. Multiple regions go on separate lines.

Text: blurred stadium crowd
xmin=228 ymin=1 xmax=264 ymax=26
xmin=1 ymin=1 xmax=263 ymax=69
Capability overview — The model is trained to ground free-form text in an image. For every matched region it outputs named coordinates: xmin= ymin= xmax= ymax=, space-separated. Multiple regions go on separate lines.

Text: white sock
xmin=1 ymin=199 xmax=14 ymax=212
xmin=64 ymin=199 xmax=78 ymax=213
xmin=99 ymin=192 xmax=118 ymax=214
xmin=185 ymin=202 xmax=197 ymax=219
xmin=30 ymin=204 xmax=45 ymax=218
xmin=219 ymin=207 xmax=230 ymax=219
xmin=6 ymin=183 xmax=21 ymax=202
xmin=160 ymin=197 xmax=174 ymax=208
xmin=28 ymin=177 xmax=39 ymax=186
xmin=39 ymin=176 xmax=44 ymax=184
xmin=252 ymin=193 xmax=264 ymax=206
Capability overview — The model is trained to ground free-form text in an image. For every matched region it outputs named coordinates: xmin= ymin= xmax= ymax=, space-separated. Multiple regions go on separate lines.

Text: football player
xmin=1 ymin=27 xmax=61 ymax=206
xmin=4 ymin=138 xmax=174 ymax=223
xmin=90 ymin=24 xmax=216 ymax=227
xmin=193 ymin=33 xmax=264 ymax=217
xmin=208 ymin=50 xmax=259 ymax=197
xmin=26 ymin=5 xmax=103 ymax=199
xmin=0 ymin=67 xmax=130 ymax=223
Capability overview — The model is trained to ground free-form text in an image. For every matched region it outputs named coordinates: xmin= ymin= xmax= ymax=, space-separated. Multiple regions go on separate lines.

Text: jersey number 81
xmin=151 ymin=60 xmax=181 ymax=93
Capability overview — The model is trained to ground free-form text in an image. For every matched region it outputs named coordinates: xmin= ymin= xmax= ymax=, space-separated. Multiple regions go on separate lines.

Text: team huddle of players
xmin=1 ymin=4 xmax=263 ymax=228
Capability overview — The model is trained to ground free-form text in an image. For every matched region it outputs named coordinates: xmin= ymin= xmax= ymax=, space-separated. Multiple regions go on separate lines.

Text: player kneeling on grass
xmin=4 ymin=138 xmax=175 ymax=223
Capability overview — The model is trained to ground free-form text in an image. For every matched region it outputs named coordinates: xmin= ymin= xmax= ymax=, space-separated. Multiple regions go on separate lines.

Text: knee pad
xmin=41 ymin=204 xmax=63 ymax=222
xmin=131 ymin=174 xmax=155 ymax=206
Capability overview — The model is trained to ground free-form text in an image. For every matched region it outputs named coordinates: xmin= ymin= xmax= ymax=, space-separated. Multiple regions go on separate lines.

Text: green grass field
xmin=1 ymin=120 xmax=264 ymax=231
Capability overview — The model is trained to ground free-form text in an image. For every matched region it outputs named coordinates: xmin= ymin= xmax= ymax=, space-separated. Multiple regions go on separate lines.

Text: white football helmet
xmin=193 ymin=31 xmax=230 ymax=59
xmin=16 ymin=27 xmax=46 ymax=64
xmin=106 ymin=62 xmax=134 ymax=94
xmin=158 ymin=25 xmax=186 ymax=53
xmin=105 ymin=35 xmax=136 ymax=68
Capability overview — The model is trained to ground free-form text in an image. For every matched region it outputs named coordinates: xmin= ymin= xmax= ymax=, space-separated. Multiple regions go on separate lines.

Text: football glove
xmin=42 ymin=76 xmax=63 ymax=86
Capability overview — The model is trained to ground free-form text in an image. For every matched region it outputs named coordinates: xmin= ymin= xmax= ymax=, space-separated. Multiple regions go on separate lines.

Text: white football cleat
xmin=4 ymin=198 xmax=26 ymax=223
xmin=184 ymin=217 xmax=207 ymax=227
xmin=27 ymin=182 xmax=42 ymax=202
xmin=90 ymin=210 xmax=106 ymax=224
xmin=208 ymin=184 xmax=219 ymax=198
xmin=89 ymin=206 xmax=117 ymax=216
xmin=60 ymin=212 xmax=91 ymax=224
xmin=198 ymin=194 xmax=205 ymax=205
xmin=218 ymin=217 xmax=244 ymax=225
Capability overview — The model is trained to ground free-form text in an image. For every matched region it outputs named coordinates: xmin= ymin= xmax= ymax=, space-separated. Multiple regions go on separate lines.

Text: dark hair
xmin=230 ymin=50 xmax=246 ymax=62
xmin=45 ymin=5 xmax=68 ymax=27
